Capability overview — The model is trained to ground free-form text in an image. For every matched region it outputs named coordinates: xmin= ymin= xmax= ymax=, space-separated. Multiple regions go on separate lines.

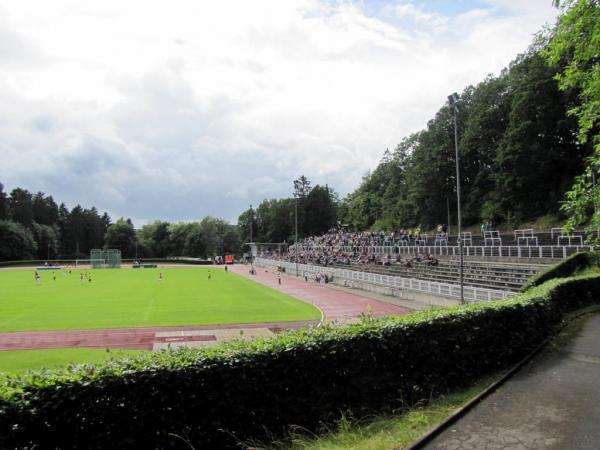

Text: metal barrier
xmin=291 ymin=244 xmax=594 ymax=259
xmin=392 ymin=245 xmax=592 ymax=259
xmin=255 ymin=258 xmax=512 ymax=302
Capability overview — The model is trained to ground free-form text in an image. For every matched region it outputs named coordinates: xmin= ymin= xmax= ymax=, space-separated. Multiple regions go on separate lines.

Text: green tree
xmin=0 ymin=183 xmax=8 ymax=220
xmin=104 ymin=218 xmax=137 ymax=258
xmin=0 ymin=220 xmax=37 ymax=260
xmin=138 ymin=221 xmax=171 ymax=257
xmin=305 ymin=185 xmax=337 ymax=235
xmin=183 ymin=222 xmax=206 ymax=257
xmin=237 ymin=208 xmax=255 ymax=243
xmin=544 ymin=0 xmax=600 ymax=230
xmin=31 ymin=222 xmax=59 ymax=260
xmin=293 ymin=175 xmax=311 ymax=236
xmin=8 ymin=188 xmax=34 ymax=227
xmin=493 ymin=51 xmax=588 ymax=223
xmin=32 ymin=192 xmax=59 ymax=226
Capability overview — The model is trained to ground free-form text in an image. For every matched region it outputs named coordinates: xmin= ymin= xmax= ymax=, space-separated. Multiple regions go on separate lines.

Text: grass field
xmin=0 ymin=267 xmax=320 ymax=332
xmin=0 ymin=348 xmax=142 ymax=375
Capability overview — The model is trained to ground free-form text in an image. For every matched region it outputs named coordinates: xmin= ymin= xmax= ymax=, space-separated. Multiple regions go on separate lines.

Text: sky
xmin=0 ymin=0 xmax=559 ymax=225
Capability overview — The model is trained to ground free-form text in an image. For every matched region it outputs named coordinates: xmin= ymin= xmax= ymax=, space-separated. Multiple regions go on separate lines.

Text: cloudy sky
xmin=0 ymin=0 xmax=559 ymax=225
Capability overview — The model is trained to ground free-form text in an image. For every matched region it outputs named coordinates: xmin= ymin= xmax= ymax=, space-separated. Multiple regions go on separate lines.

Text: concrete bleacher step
xmin=327 ymin=257 xmax=549 ymax=292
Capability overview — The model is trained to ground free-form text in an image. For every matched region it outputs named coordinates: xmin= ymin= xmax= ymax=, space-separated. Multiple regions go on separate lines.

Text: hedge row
xmin=0 ymin=275 xmax=599 ymax=449
xmin=523 ymin=251 xmax=600 ymax=290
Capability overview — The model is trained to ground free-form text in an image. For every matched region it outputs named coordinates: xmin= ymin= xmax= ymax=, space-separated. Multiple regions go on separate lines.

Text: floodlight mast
xmin=448 ymin=92 xmax=464 ymax=304
xmin=249 ymin=204 xmax=253 ymax=243
xmin=295 ymin=197 xmax=299 ymax=277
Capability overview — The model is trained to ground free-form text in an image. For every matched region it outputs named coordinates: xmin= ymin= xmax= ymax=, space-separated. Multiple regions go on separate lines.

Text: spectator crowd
xmin=256 ymin=225 xmax=440 ymax=270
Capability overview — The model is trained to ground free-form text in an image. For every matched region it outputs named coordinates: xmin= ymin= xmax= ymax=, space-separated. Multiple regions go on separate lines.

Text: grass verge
xmin=257 ymin=374 xmax=498 ymax=450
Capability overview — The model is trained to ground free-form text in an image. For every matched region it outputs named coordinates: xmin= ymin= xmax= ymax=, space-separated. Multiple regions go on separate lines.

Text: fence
xmin=292 ymin=244 xmax=593 ymax=259
xmin=255 ymin=257 xmax=512 ymax=302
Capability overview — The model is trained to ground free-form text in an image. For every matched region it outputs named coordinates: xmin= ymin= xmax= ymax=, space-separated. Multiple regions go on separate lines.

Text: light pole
xmin=448 ymin=92 xmax=464 ymax=304
xmin=295 ymin=197 xmax=299 ymax=277
xmin=249 ymin=204 xmax=253 ymax=243
xmin=593 ymin=171 xmax=599 ymax=239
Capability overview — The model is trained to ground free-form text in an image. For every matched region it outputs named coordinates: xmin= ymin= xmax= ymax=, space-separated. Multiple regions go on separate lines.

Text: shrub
xmin=0 ymin=275 xmax=598 ymax=449
xmin=523 ymin=251 xmax=600 ymax=290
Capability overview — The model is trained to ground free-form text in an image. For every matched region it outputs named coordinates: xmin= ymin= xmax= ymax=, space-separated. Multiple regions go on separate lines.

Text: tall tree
xmin=0 ymin=183 xmax=8 ymax=220
xmin=105 ymin=218 xmax=137 ymax=258
xmin=31 ymin=223 xmax=59 ymax=260
xmin=32 ymin=192 xmax=59 ymax=226
xmin=544 ymin=0 xmax=600 ymax=230
xmin=493 ymin=51 xmax=587 ymax=223
xmin=0 ymin=220 xmax=37 ymax=260
xmin=305 ymin=185 xmax=337 ymax=235
xmin=8 ymin=188 xmax=34 ymax=227
xmin=293 ymin=175 xmax=311 ymax=236
xmin=139 ymin=221 xmax=171 ymax=257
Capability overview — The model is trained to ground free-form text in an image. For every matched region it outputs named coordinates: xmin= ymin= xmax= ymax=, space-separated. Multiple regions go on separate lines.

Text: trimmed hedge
xmin=523 ymin=251 xmax=600 ymax=290
xmin=0 ymin=275 xmax=599 ymax=449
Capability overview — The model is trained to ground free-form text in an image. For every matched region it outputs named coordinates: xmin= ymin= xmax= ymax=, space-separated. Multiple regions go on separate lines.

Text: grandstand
xmin=252 ymin=227 xmax=595 ymax=302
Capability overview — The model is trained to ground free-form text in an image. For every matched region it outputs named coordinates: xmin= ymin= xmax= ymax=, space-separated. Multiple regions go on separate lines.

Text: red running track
xmin=0 ymin=266 xmax=411 ymax=351
xmin=229 ymin=264 xmax=411 ymax=322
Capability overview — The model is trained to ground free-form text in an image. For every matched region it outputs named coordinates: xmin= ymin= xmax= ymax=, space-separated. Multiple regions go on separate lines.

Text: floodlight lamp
xmin=448 ymin=92 xmax=459 ymax=105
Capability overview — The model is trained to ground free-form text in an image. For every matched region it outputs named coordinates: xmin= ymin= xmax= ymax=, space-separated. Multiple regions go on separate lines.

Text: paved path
xmin=229 ymin=264 xmax=411 ymax=322
xmin=424 ymin=311 xmax=600 ymax=450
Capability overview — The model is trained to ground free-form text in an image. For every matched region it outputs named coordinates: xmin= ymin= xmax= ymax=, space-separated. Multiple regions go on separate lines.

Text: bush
xmin=523 ymin=251 xmax=600 ymax=290
xmin=0 ymin=275 xmax=598 ymax=449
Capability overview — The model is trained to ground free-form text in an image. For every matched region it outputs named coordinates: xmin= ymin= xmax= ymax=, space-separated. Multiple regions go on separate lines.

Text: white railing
xmin=291 ymin=244 xmax=594 ymax=259
xmin=393 ymin=245 xmax=593 ymax=259
xmin=255 ymin=258 xmax=512 ymax=303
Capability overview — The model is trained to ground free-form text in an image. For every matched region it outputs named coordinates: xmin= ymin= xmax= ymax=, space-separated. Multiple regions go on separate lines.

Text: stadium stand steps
xmin=325 ymin=259 xmax=548 ymax=292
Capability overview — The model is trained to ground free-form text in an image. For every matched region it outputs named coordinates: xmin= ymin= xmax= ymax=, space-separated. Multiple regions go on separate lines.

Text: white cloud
xmin=0 ymin=0 xmax=559 ymax=223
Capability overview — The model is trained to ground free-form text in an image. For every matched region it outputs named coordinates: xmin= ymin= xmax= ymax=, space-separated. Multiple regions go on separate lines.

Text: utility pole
xmin=295 ymin=197 xmax=299 ymax=277
xmin=249 ymin=204 xmax=253 ymax=243
xmin=448 ymin=92 xmax=464 ymax=304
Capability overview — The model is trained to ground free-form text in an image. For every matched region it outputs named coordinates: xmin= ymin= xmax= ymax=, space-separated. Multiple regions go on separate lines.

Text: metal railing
xmin=291 ymin=244 xmax=594 ymax=259
xmin=393 ymin=244 xmax=592 ymax=259
xmin=255 ymin=257 xmax=512 ymax=302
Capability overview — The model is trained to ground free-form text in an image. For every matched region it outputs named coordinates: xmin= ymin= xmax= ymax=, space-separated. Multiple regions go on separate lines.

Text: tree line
xmin=240 ymin=2 xmax=598 ymax=237
xmin=338 ymin=37 xmax=592 ymax=230
xmin=236 ymin=176 xmax=338 ymax=244
xmin=0 ymin=183 xmax=240 ymax=261
xmin=2 ymin=2 xmax=595 ymax=259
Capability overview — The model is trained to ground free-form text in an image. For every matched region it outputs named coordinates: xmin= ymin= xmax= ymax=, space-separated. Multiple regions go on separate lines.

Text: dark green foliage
xmin=238 ymin=177 xmax=338 ymax=243
xmin=1 ymin=274 xmax=598 ymax=449
xmin=0 ymin=183 xmax=8 ymax=220
xmin=0 ymin=220 xmax=37 ymax=260
xmin=523 ymin=251 xmax=600 ymax=289
xmin=8 ymin=188 xmax=34 ymax=227
xmin=338 ymin=38 xmax=592 ymax=230
xmin=104 ymin=218 xmax=137 ymax=258
xmin=305 ymin=185 xmax=338 ymax=236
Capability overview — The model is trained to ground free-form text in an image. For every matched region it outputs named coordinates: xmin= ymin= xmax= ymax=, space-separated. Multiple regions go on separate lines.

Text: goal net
xmin=75 ymin=259 xmax=106 ymax=269
xmin=89 ymin=249 xmax=122 ymax=268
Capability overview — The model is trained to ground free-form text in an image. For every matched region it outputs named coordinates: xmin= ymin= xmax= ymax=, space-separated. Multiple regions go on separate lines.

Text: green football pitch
xmin=0 ymin=267 xmax=320 ymax=333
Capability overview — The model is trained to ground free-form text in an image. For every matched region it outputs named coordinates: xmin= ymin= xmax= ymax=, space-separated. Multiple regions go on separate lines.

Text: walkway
xmin=424 ymin=311 xmax=600 ymax=450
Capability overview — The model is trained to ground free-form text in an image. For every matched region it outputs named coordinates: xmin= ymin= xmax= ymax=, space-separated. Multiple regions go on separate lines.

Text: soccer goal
xmin=89 ymin=249 xmax=122 ymax=268
xmin=75 ymin=259 xmax=106 ymax=269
